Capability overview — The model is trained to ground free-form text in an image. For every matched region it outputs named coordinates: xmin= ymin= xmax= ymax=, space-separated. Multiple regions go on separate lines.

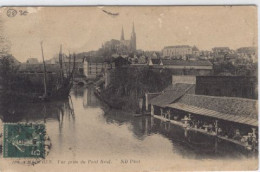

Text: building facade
xmin=212 ymin=47 xmax=231 ymax=56
xmin=83 ymin=57 xmax=115 ymax=79
xmin=26 ymin=58 xmax=39 ymax=64
xmin=195 ymin=76 xmax=257 ymax=99
xmin=162 ymin=45 xmax=192 ymax=58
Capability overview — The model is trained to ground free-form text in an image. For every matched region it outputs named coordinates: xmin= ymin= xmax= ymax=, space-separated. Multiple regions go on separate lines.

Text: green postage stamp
xmin=3 ymin=123 xmax=46 ymax=158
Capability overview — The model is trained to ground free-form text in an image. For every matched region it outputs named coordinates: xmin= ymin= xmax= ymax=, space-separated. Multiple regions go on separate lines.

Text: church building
xmin=102 ymin=23 xmax=136 ymax=54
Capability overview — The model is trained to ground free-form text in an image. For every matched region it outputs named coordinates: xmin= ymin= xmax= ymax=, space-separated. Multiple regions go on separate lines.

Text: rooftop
xmin=192 ymin=46 xmax=199 ymax=51
xmin=150 ymin=83 xmax=195 ymax=107
xmin=161 ymin=59 xmax=212 ymax=66
xmin=177 ymin=94 xmax=258 ymax=119
xmin=167 ymin=94 xmax=258 ymax=126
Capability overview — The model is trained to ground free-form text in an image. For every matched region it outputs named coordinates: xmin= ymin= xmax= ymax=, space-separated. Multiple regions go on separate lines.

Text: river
xmin=0 ymin=87 xmax=258 ymax=171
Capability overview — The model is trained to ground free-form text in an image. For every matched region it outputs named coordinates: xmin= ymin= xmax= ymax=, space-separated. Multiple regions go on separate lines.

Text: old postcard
xmin=0 ymin=6 xmax=258 ymax=171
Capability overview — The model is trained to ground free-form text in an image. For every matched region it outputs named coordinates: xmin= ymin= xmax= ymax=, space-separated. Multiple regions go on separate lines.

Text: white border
xmin=0 ymin=0 xmax=258 ymax=6
xmin=0 ymin=1 xmax=259 ymax=171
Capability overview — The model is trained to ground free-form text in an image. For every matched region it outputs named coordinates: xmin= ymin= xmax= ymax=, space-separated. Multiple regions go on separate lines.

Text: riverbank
xmin=96 ymin=67 xmax=172 ymax=113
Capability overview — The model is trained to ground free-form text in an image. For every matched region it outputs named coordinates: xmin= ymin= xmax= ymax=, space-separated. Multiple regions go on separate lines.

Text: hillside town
xmin=16 ymin=24 xmax=257 ymax=78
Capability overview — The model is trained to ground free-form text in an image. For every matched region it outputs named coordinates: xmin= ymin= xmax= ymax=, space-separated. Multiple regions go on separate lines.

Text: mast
xmin=59 ymin=44 xmax=64 ymax=84
xmin=40 ymin=41 xmax=48 ymax=98
xmin=72 ymin=53 xmax=76 ymax=80
xmin=68 ymin=51 xmax=71 ymax=75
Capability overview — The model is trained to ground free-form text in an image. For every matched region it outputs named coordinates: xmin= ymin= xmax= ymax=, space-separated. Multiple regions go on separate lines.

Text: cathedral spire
xmin=120 ymin=26 xmax=125 ymax=41
xmin=130 ymin=22 xmax=136 ymax=51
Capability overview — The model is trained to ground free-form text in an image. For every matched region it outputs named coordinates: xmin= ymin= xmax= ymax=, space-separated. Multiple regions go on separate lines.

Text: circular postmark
xmin=6 ymin=9 xmax=17 ymax=17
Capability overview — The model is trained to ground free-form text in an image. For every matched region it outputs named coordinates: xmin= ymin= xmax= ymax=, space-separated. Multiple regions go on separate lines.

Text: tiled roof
xmin=161 ymin=59 xmax=212 ymax=66
xmin=150 ymin=83 xmax=195 ymax=107
xmin=176 ymin=94 xmax=258 ymax=119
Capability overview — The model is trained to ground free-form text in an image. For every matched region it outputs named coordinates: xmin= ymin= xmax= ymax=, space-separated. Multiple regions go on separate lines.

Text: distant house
xmin=144 ymin=51 xmax=161 ymax=59
xmin=137 ymin=55 xmax=147 ymax=64
xmin=186 ymin=54 xmax=196 ymax=61
xmin=162 ymin=45 xmax=192 ymax=58
xmin=148 ymin=59 xmax=161 ymax=66
xmin=113 ymin=56 xmax=131 ymax=67
xmin=84 ymin=56 xmax=115 ymax=79
xmin=237 ymin=47 xmax=257 ymax=63
xmin=237 ymin=47 xmax=257 ymax=55
xmin=192 ymin=46 xmax=200 ymax=57
xmin=63 ymin=57 xmax=84 ymax=77
xmin=212 ymin=47 xmax=230 ymax=56
xmin=26 ymin=58 xmax=39 ymax=64
xmin=151 ymin=52 xmax=160 ymax=59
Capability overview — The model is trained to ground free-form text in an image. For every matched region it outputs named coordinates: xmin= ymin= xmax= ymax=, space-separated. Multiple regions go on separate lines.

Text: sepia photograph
xmin=0 ymin=6 xmax=258 ymax=171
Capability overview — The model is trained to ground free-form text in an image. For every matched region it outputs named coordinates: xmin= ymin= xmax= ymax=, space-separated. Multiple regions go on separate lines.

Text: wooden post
xmin=145 ymin=93 xmax=148 ymax=111
xmin=40 ymin=41 xmax=47 ymax=98
xmin=59 ymin=45 xmax=64 ymax=84
xmin=151 ymin=105 xmax=154 ymax=116
xmin=68 ymin=52 xmax=71 ymax=74
xmin=215 ymin=120 xmax=218 ymax=135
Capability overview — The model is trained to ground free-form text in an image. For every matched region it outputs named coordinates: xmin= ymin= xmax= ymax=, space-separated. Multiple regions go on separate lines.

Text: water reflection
xmin=0 ymin=96 xmax=75 ymax=133
xmin=0 ymin=87 xmax=256 ymax=163
xmin=103 ymin=107 xmax=254 ymax=159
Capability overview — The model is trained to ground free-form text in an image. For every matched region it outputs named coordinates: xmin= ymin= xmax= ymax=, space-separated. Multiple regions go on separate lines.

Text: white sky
xmin=0 ymin=6 xmax=257 ymax=62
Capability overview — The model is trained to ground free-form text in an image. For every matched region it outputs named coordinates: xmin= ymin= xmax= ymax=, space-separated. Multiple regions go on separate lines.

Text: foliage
xmin=0 ymin=55 xmax=60 ymax=94
xmin=0 ymin=55 xmax=19 ymax=89
xmin=101 ymin=67 xmax=172 ymax=112
xmin=213 ymin=61 xmax=257 ymax=76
